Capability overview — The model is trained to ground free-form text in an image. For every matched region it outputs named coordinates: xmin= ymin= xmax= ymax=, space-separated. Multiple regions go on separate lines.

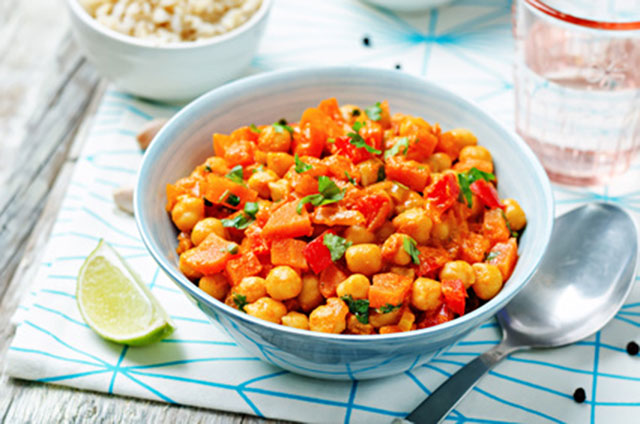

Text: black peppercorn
xmin=573 ymin=388 xmax=586 ymax=403
xmin=627 ymin=341 xmax=639 ymax=356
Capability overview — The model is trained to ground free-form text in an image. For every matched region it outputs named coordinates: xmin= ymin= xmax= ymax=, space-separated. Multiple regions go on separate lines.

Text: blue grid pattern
xmin=7 ymin=0 xmax=640 ymax=423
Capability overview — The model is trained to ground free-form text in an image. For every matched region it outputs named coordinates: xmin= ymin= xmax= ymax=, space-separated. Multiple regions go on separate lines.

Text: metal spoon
xmin=399 ymin=203 xmax=639 ymax=424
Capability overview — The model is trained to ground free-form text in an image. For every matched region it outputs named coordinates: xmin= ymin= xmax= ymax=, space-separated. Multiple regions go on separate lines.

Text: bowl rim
xmin=65 ymin=0 xmax=272 ymax=50
xmin=134 ymin=66 xmax=555 ymax=342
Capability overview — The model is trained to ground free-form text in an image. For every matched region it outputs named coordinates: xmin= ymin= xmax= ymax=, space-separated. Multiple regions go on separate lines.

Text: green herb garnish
xmin=347 ymin=132 xmax=382 ymax=155
xmin=364 ymin=102 xmax=382 ymax=121
xmin=376 ymin=303 xmax=402 ymax=314
xmin=457 ymin=167 xmax=496 ymax=208
xmin=244 ymin=201 xmax=259 ymax=218
xmin=225 ymin=165 xmax=244 ymax=185
xmin=403 ymin=236 xmax=421 ymax=265
xmin=327 ymin=137 xmax=336 ymax=144
xmin=203 ymin=197 xmax=213 ymax=207
xmin=233 ymin=293 xmax=249 ymax=312
xmin=224 ymin=193 xmax=240 ymax=207
xmin=393 ymin=181 xmax=409 ymax=190
xmin=351 ymin=109 xmax=361 ymax=117
xmin=273 ymin=122 xmax=294 ymax=135
xmin=345 ymin=171 xmax=357 ymax=186
xmin=294 ymin=153 xmax=313 ymax=174
xmin=252 ymin=165 xmax=264 ymax=174
xmin=323 ymin=233 xmax=352 ymax=262
xmin=486 ymin=251 xmax=500 ymax=261
xmin=500 ymin=210 xmax=519 ymax=238
xmin=352 ymin=121 xmax=365 ymax=132
xmin=384 ymin=137 xmax=410 ymax=159
xmin=296 ymin=176 xmax=345 ymax=214
xmin=377 ymin=165 xmax=386 ymax=182
xmin=249 ymin=124 xmax=261 ymax=134
xmin=221 ymin=213 xmax=253 ymax=230
xmin=341 ymin=295 xmax=370 ymax=324
xmin=221 ymin=243 xmax=239 ymax=254
xmin=204 ymin=165 xmax=213 ymax=172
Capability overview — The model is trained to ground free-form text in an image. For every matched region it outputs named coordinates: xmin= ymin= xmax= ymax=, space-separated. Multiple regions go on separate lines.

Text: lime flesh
xmin=77 ymin=240 xmax=174 ymax=346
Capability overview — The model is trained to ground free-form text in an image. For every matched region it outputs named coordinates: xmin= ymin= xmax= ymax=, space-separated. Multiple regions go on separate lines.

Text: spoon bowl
xmin=402 ymin=203 xmax=639 ymax=424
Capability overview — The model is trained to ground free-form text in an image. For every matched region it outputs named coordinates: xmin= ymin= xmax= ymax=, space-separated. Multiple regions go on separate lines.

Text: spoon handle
xmin=397 ymin=339 xmax=519 ymax=424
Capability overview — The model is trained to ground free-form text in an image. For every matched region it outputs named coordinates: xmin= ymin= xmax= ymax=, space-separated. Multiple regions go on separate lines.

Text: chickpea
xmin=397 ymin=309 xmax=416 ymax=332
xmin=281 ymin=311 xmax=309 ymax=330
xmin=440 ymin=260 xmax=476 ymax=289
xmin=503 ymin=198 xmax=526 ymax=231
xmin=357 ymin=159 xmax=383 ymax=187
xmin=257 ymin=125 xmax=292 ymax=152
xmin=344 ymin=225 xmax=375 ymax=245
xmin=390 ymin=266 xmax=415 ymax=280
xmin=459 ymin=145 xmax=492 ymax=163
xmin=203 ymin=156 xmax=229 ymax=175
xmin=191 ymin=217 xmax=227 ymax=246
xmin=266 ymin=266 xmax=303 ymax=300
xmin=297 ymin=274 xmax=324 ymax=312
xmin=432 ymin=220 xmax=450 ymax=242
xmin=244 ymin=297 xmax=287 ymax=324
xmin=411 ymin=278 xmax=443 ymax=311
xmin=171 ymin=196 xmax=204 ymax=232
xmin=268 ymin=179 xmax=290 ymax=202
xmin=369 ymin=307 xmax=402 ymax=328
xmin=347 ymin=315 xmax=375 ymax=335
xmin=392 ymin=208 xmax=432 ymax=245
xmin=248 ymin=169 xmax=278 ymax=198
xmin=340 ymin=104 xmax=362 ymax=121
xmin=233 ymin=276 xmax=267 ymax=303
xmin=425 ymin=152 xmax=452 ymax=173
xmin=336 ymin=274 xmax=370 ymax=300
xmin=345 ymin=244 xmax=382 ymax=275
xmin=472 ymin=263 xmax=503 ymax=300
xmin=266 ymin=152 xmax=295 ymax=177
xmin=179 ymin=251 xmax=202 ymax=280
xmin=376 ymin=221 xmax=395 ymax=243
xmin=381 ymin=233 xmax=411 ymax=266
xmin=198 ymin=274 xmax=229 ymax=301
xmin=395 ymin=191 xmax=425 ymax=214
xmin=448 ymin=128 xmax=478 ymax=150
xmin=308 ymin=298 xmax=349 ymax=333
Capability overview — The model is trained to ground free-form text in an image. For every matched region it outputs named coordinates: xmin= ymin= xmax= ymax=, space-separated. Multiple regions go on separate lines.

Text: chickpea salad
xmin=166 ymin=98 xmax=527 ymax=335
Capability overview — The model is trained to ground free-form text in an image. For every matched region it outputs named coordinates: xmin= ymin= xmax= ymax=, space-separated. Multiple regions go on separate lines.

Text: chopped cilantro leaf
xmin=501 ymin=210 xmax=519 ymax=238
xmin=377 ymin=165 xmax=386 ymax=182
xmin=376 ymin=303 xmax=402 ymax=314
xmin=458 ymin=167 xmax=496 ymax=208
xmin=347 ymin=132 xmax=382 ymax=155
xmin=403 ymin=236 xmax=421 ymax=265
xmin=352 ymin=121 xmax=365 ymax=132
xmin=252 ymin=165 xmax=264 ymax=174
xmin=341 ymin=295 xmax=370 ymax=324
xmin=384 ymin=137 xmax=410 ymax=159
xmin=244 ymin=201 xmax=259 ymax=218
xmin=351 ymin=109 xmax=361 ymax=117
xmin=203 ymin=197 xmax=213 ymax=207
xmin=217 ymin=189 xmax=230 ymax=203
xmin=221 ymin=213 xmax=253 ymax=230
xmin=345 ymin=171 xmax=357 ymax=185
xmin=327 ymin=137 xmax=336 ymax=144
xmin=323 ymin=233 xmax=352 ymax=262
xmin=204 ymin=165 xmax=212 ymax=172
xmin=364 ymin=102 xmax=382 ymax=121
xmin=273 ymin=122 xmax=294 ymax=135
xmin=233 ymin=293 xmax=248 ymax=312
xmin=249 ymin=124 xmax=261 ymax=134
xmin=296 ymin=176 xmax=345 ymax=214
xmin=393 ymin=181 xmax=409 ymax=190
xmin=486 ymin=251 xmax=500 ymax=261
xmin=294 ymin=154 xmax=313 ymax=173
xmin=221 ymin=243 xmax=239 ymax=254
xmin=225 ymin=165 xmax=244 ymax=184
xmin=225 ymin=193 xmax=240 ymax=207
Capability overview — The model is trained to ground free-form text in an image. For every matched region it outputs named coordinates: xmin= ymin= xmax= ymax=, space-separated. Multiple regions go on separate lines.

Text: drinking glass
xmin=514 ymin=0 xmax=640 ymax=185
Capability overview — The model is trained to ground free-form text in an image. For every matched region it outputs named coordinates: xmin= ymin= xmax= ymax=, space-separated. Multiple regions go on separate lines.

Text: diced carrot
xmin=385 ymin=156 xmax=431 ymax=192
xmin=360 ymin=121 xmax=384 ymax=152
xmin=311 ymin=206 xmax=365 ymax=227
xmin=435 ymin=131 xmax=461 ymax=160
xmin=240 ymin=223 xmax=271 ymax=257
xmin=415 ymin=246 xmax=451 ymax=278
xmin=487 ymin=237 xmax=518 ymax=281
xmin=271 ymin=238 xmax=308 ymax=271
xmin=262 ymin=201 xmax=313 ymax=239
xmin=182 ymin=233 xmax=239 ymax=275
xmin=213 ymin=133 xmax=230 ymax=157
xmin=459 ymin=232 xmax=490 ymax=263
xmin=165 ymin=176 xmax=204 ymax=211
xmin=230 ymin=126 xmax=260 ymax=143
xmin=225 ymin=251 xmax=263 ymax=286
xmin=319 ymin=263 xmax=348 ymax=298
xmin=452 ymin=158 xmax=494 ymax=174
xmin=291 ymin=173 xmax=320 ymax=196
xmin=203 ymin=175 xmax=258 ymax=210
xmin=379 ymin=325 xmax=402 ymax=334
xmin=378 ymin=100 xmax=392 ymax=130
xmin=317 ymin=98 xmax=344 ymax=123
xmin=369 ymin=273 xmax=413 ymax=309
xmin=322 ymin=154 xmax=359 ymax=182
xmin=482 ymin=209 xmax=510 ymax=247
xmin=397 ymin=117 xmax=438 ymax=162
xmin=224 ymin=139 xmax=255 ymax=167
xmin=294 ymin=107 xmax=342 ymax=157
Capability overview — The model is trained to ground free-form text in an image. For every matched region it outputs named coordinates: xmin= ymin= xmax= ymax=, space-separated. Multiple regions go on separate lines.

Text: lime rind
xmin=76 ymin=239 xmax=175 ymax=346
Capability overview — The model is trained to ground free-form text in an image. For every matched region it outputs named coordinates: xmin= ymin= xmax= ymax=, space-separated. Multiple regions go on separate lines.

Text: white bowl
xmin=65 ymin=0 xmax=272 ymax=102
xmin=361 ymin=0 xmax=455 ymax=13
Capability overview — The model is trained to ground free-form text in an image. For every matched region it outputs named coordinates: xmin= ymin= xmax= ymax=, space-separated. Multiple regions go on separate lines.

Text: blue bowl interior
xmin=135 ymin=67 xmax=554 ymax=352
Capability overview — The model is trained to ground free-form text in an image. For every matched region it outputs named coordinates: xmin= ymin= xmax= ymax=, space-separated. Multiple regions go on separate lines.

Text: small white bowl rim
xmin=66 ymin=0 xmax=272 ymax=50
xmin=135 ymin=66 xmax=555 ymax=343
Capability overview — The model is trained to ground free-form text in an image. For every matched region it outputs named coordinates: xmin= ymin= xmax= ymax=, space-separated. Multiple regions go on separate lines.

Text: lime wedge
xmin=77 ymin=240 xmax=174 ymax=346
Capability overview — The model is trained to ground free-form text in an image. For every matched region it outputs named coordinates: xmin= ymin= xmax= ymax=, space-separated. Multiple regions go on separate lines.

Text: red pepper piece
xmin=352 ymin=193 xmax=390 ymax=231
xmin=303 ymin=230 xmax=335 ymax=274
xmin=417 ymin=304 xmax=455 ymax=329
xmin=334 ymin=136 xmax=371 ymax=164
xmin=470 ymin=179 xmax=505 ymax=210
xmin=441 ymin=279 xmax=467 ymax=316
xmin=425 ymin=173 xmax=460 ymax=216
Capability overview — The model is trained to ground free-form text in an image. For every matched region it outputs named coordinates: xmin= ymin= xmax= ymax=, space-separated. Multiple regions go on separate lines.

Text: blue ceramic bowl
xmin=135 ymin=67 xmax=554 ymax=380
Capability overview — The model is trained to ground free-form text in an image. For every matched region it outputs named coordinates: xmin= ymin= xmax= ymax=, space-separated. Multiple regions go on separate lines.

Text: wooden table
xmin=0 ymin=2 xmax=283 ymax=422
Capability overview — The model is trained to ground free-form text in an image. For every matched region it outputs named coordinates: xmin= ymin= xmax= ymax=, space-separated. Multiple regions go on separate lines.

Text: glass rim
xmin=525 ymin=0 xmax=640 ymax=30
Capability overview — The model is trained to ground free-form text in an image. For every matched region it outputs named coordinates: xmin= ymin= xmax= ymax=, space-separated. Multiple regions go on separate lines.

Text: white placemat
xmin=6 ymin=1 xmax=640 ymax=423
